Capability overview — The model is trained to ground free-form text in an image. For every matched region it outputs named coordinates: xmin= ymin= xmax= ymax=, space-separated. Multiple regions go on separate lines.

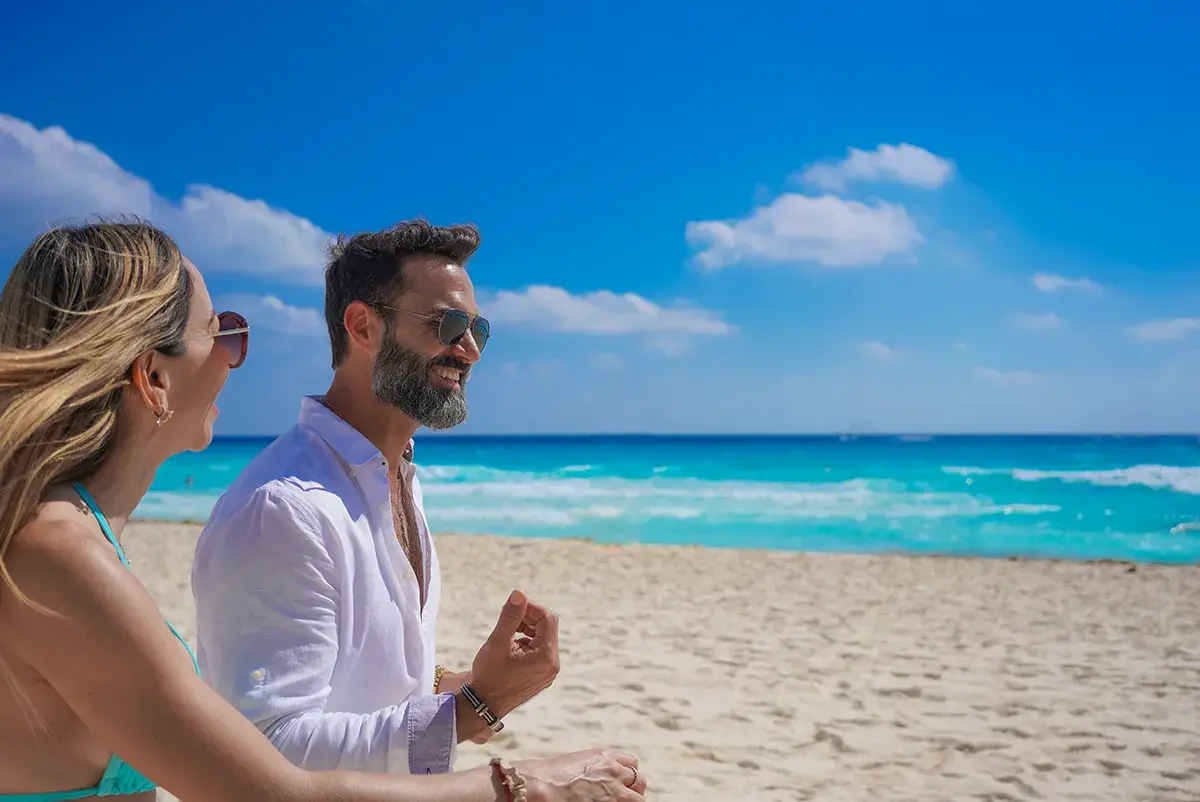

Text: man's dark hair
xmin=324 ymin=218 xmax=481 ymax=367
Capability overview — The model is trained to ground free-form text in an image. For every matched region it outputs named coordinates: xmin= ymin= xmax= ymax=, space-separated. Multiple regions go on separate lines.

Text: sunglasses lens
xmin=472 ymin=317 xmax=490 ymax=351
xmin=438 ymin=310 xmax=471 ymax=346
xmin=217 ymin=311 xmax=249 ymax=369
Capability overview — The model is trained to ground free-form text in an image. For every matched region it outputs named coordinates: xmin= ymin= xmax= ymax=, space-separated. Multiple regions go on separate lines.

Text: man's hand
xmin=468 ymin=589 xmax=561 ymax=720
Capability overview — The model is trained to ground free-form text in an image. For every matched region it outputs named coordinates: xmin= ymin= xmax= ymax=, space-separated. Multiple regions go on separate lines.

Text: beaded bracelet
xmin=490 ymin=757 xmax=528 ymax=802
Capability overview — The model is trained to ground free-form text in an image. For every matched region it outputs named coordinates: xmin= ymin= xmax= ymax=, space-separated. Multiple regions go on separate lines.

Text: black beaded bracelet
xmin=460 ymin=683 xmax=505 ymax=733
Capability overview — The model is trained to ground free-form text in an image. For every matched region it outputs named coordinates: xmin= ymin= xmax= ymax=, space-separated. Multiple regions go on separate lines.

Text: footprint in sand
xmin=562 ymin=683 xmax=597 ymax=695
xmin=992 ymin=726 xmax=1032 ymax=739
xmin=811 ymin=727 xmax=855 ymax=753
xmin=653 ymin=714 xmax=685 ymax=731
xmin=682 ymin=741 xmax=724 ymax=763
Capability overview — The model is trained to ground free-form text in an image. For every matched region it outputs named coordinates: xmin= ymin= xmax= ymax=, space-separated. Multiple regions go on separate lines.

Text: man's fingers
xmin=535 ymin=605 xmax=560 ymax=650
xmin=487 ymin=589 xmax=529 ymax=646
xmin=521 ymin=599 xmax=554 ymax=624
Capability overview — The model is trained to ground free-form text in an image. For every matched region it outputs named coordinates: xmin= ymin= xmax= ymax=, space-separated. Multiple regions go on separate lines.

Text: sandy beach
xmin=126 ymin=522 xmax=1200 ymax=802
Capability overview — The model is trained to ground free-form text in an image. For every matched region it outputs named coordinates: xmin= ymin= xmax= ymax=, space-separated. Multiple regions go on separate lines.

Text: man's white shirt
xmin=191 ymin=395 xmax=458 ymax=773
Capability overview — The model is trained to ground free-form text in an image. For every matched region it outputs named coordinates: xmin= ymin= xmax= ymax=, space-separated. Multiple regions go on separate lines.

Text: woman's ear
xmin=129 ymin=352 xmax=170 ymax=417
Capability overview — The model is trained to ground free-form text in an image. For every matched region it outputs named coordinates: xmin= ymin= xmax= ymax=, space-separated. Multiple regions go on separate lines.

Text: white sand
xmin=126 ymin=522 xmax=1200 ymax=802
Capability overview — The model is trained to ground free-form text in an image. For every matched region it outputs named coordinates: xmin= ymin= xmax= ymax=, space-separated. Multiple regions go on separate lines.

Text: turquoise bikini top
xmin=0 ymin=483 xmax=200 ymax=800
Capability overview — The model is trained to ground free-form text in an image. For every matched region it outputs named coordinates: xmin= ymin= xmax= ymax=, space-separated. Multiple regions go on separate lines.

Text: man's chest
xmin=388 ymin=471 xmax=427 ymax=608
xmin=328 ymin=459 xmax=441 ymax=638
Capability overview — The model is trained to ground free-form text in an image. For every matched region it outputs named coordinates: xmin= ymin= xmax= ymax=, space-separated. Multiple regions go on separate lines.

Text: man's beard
xmin=371 ymin=334 xmax=470 ymax=430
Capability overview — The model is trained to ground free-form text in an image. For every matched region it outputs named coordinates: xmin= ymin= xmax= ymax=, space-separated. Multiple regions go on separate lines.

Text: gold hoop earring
xmin=155 ymin=408 xmax=175 ymax=427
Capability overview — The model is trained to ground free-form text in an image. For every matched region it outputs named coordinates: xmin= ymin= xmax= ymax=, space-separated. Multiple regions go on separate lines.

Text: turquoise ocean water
xmin=137 ymin=435 xmax=1200 ymax=564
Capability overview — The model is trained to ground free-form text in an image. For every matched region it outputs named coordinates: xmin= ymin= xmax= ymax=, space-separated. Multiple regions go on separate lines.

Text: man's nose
xmin=452 ymin=329 xmax=482 ymax=363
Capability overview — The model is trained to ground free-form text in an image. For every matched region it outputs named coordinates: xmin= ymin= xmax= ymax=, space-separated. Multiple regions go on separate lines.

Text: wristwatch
xmin=433 ymin=664 xmax=449 ymax=693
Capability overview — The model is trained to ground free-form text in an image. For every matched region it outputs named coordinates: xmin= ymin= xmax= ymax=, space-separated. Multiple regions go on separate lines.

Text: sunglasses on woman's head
xmin=380 ymin=305 xmax=490 ymax=352
xmin=214 ymin=311 xmax=250 ymax=369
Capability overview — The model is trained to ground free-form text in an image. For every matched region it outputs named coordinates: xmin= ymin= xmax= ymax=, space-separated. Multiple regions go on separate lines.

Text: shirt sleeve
xmin=190 ymin=487 xmax=458 ymax=774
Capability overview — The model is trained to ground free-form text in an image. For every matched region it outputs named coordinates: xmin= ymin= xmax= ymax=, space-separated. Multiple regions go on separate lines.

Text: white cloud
xmin=685 ymin=194 xmax=922 ymax=270
xmin=1012 ymin=311 xmax=1063 ymax=330
xmin=1032 ymin=272 xmax=1103 ymax=294
xmin=0 ymin=114 xmax=331 ymax=284
xmin=215 ymin=294 xmax=325 ymax=336
xmin=1126 ymin=317 xmax=1200 ymax=342
xmin=798 ymin=144 xmax=955 ymax=192
xmin=173 ymin=187 xmax=331 ymax=283
xmin=973 ymin=367 xmax=1039 ymax=386
xmin=0 ymin=114 xmax=153 ymax=216
xmin=482 ymin=285 xmax=733 ymax=336
xmin=858 ymin=340 xmax=903 ymax=362
xmin=953 ymin=341 xmax=969 ymax=352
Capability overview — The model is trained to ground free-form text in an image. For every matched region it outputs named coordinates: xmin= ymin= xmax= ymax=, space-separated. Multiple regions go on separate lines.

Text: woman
xmin=0 ymin=221 xmax=647 ymax=802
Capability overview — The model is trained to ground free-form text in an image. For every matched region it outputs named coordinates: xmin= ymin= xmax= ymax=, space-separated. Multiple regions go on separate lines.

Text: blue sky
xmin=1 ymin=0 xmax=1198 ymax=434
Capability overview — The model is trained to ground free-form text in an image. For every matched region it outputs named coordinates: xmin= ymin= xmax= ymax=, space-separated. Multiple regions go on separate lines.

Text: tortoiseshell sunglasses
xmin=214 ymin=311 xmax=251 ymax=368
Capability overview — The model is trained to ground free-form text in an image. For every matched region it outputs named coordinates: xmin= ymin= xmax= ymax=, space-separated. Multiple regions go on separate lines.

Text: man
xmin=191 ymin=219 xmax=560 ymax=775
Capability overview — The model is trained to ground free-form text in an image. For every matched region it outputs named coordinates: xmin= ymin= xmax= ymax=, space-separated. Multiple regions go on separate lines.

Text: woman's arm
xmin=0 ymin=519 xmax=509 ymax=802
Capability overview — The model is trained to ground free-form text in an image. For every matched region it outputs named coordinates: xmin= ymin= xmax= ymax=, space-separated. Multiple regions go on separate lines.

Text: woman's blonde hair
xmin=0 ymin=219 xmax=192 ymax=608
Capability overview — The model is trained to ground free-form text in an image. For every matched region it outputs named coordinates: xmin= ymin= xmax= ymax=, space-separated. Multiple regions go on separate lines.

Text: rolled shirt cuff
xmin=406 ymin=691 xmax=457 ymax=774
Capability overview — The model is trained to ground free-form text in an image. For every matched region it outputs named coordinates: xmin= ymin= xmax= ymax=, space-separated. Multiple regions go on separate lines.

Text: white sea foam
xmin=942 ymin=464 xmax=1200 ymax=494
xmin=419 ymin=469 xmax=1059 ymax=527
xmin=139 ymin=462 xmax=1073 ymax=530
xmin=415 ymin=464 xmax=539 ymax=483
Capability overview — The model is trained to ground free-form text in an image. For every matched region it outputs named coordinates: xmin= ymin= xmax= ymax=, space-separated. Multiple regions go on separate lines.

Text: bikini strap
xmin=71 ymin=482 xmax=131 ymax=568
xmin=69 ymin=482 xmax=200 ymax=678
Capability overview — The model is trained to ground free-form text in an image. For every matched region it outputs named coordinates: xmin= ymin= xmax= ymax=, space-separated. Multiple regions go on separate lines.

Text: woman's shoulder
xmin=7 ymin=496 xmax=118 ymax=570
xmin=1 ymin=498 xmax=132 ymax=623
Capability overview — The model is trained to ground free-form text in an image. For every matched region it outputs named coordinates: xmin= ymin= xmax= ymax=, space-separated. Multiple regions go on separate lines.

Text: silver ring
xmin=629 ymin=766 xmax=639 ymax=787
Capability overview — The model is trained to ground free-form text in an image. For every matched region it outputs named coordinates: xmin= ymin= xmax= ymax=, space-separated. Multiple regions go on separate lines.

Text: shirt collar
xmin=298 ymin=395 xmax=414 ymax=470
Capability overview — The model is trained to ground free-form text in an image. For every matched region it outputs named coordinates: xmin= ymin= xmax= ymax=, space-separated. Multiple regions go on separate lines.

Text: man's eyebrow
xmin=430 ymin=303 xmax=481 ymax=316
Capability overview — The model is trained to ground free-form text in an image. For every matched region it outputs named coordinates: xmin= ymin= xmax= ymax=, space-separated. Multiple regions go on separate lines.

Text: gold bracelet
xmin=489 ymin=757 xmax=528 ymax=802
xmin=433 ymin=664 xmax=449 ymax=693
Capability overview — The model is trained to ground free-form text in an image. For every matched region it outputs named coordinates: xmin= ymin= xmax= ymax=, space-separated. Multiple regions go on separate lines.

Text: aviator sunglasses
xmin=378 ymin=305 xmax=490 ymax=352
xmin=214 ymin=311 xmax=251 ymax=368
